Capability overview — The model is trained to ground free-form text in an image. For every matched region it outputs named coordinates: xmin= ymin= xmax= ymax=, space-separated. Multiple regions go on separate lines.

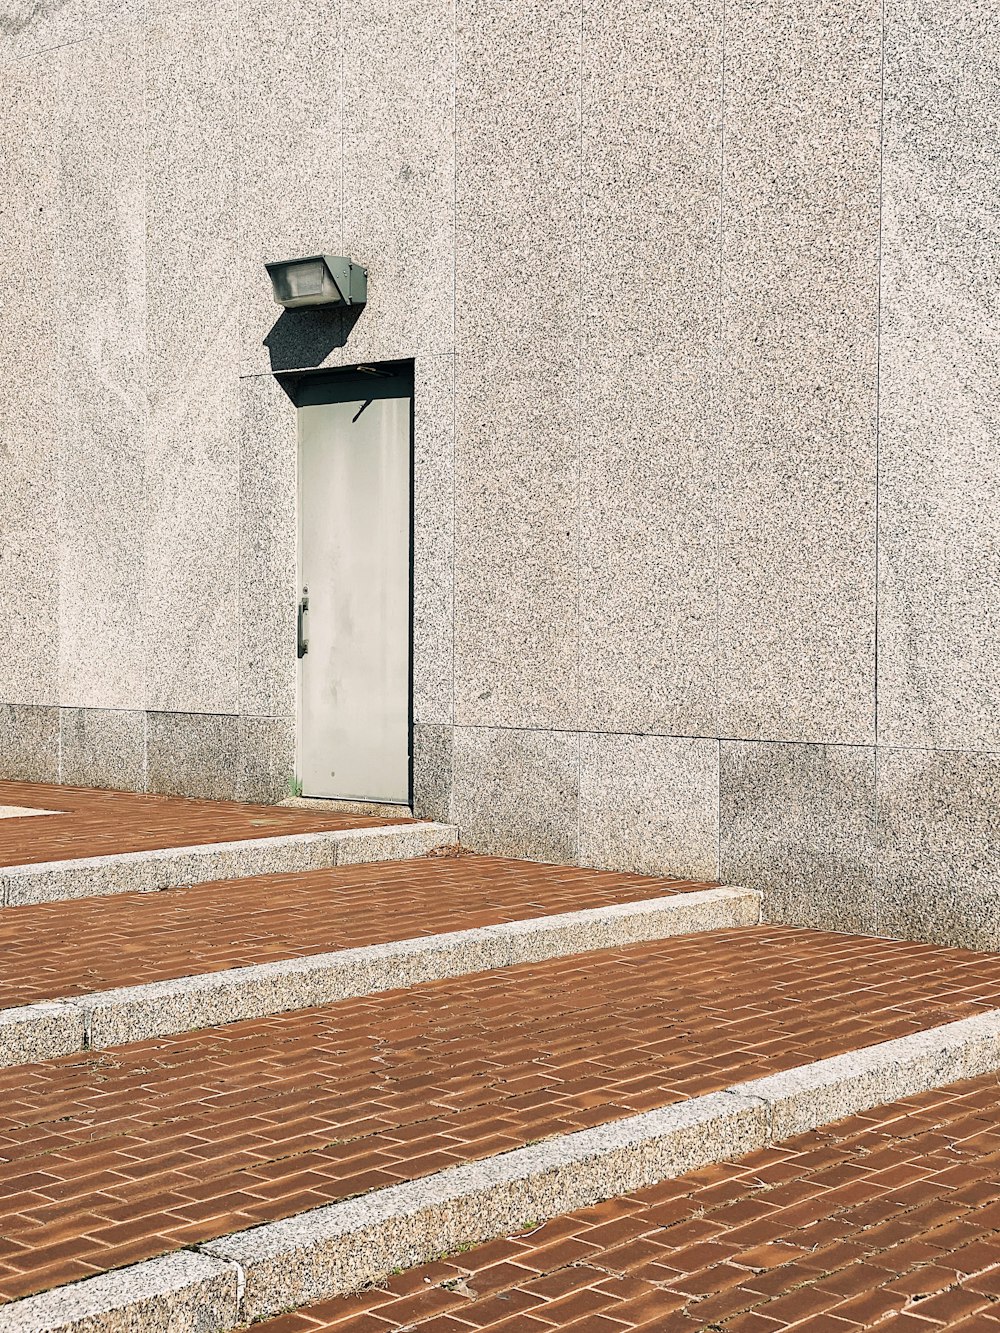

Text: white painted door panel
xmin=297 ymin=389 xmax=410 ymax=802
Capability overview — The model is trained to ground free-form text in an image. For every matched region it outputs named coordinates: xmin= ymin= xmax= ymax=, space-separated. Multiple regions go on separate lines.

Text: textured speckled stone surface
xmin=78 ymin=888 xmax=759 ymax=1050
xmin=2 ymin=0 xmax=141 ymax=61
xmin=0 ymin=55 xmax=60 ymax=709
xmin=0 ymin=1002 xmax=84 ymax=1069
xmin=204 ymin=1090 xmax=769 ymax=1322
xmin=237 ymin=375 xmax=297 ymax=719
xmin=145 ymin=0 xmax=240 ymax=716
xmin=59 ymin=708 xmax=146 ymax=792
xmin=739 ymin=1011 xmax=1000 ymax=1141
xmin=2 ymin=824 xmax=457 ymax=906
xmin=236 ymin=715 xmax=295 ymax=805
xmin=451 ymin=727 xmax=579 ymax=863
xmin=56 ymin=25 xmax=146 ymax=712
xmin=146 ymin=711 xmax=241 ymax=801
xmin=411 ymin=722 xmax=453 ymax=824
xmin=579 ymin=0 xmax=720 ymax=737
xmin=453 ymin=1 xmax=580 ymax=731
xmin=340 ymin=0 xmax=454 ymax=366
xmin=720 ymin=740 xmax=878 ymax=935
xmin=876 ymin=747 xmax=1000 ymax=951
xmin=718 ymin=0 xmax=880 ymax=745
xmin=877 ymin=1 xmax=1000 ymax=751
xmin=412 ymin=356 xmax=455 ymax=726
xmin=333 ymin=821 xmax=458 ymax=866
xmin=0 ymin=705 xmax=60 ymax=784
xmin=580 ymin=733 xmax=719 ymax=880
xmin=0 ymin=1248 xmax=239 ymax=1333
xmin=238 ymin=0 xmax=343 ymax=377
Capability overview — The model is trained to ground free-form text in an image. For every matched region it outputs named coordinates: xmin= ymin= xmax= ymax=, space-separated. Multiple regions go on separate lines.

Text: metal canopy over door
xmin=296 ymin=367 xmax=412 ymax=803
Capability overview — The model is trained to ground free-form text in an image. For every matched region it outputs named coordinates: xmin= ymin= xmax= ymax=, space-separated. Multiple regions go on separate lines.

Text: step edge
xmin=0 ymin=886 xmax=760 ymax=1063
xmin=0 ymin=822 xmax=459 ymax=906
xmin=0 ymin=1002 xmax=85 ymax=1069
xmin=6 ymin=1007 xmax=1000 ymax=1330
xmin=200 ymin=1091 xmax=768 ymax=1322
xmin=0 ymin=1249 xmax=240 ymax=1333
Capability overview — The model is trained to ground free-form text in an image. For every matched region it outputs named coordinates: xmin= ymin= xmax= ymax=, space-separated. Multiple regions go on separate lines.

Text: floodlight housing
xmin=265 ymin=255 xmax=368 ymax=309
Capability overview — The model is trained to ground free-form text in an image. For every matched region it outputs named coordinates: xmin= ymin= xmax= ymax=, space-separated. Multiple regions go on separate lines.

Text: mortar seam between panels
xmin=576 ymin=0 xmax=585 ymax=865
xmin=873 ymin=0 xmax=887 ymax=936
xmin=140 ymin=4 xmax=150 ymax=747
xmin=874 ymin=0 xmax=886 ymax=755
xmin=716 ymin=0 xmax=727 ymax=882
xmin=450 ymin=0 xmax=457 ymax=740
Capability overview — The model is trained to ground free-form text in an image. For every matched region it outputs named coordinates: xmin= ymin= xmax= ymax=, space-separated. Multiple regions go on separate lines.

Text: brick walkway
xmin=0 ymin=858 xmax=712 ymax=1009
xmin=254 ymin=1071 xmax=1000 ymax=1332
xmin=5 ymin=927 xmax=1000 ymax=1303
xmin=0 ymin=781 xmax=411 ymax=868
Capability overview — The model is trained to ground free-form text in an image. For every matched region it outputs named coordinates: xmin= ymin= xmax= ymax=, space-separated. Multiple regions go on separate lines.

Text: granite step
xmin=0 ymin=779 xmax=452 ymax=907
xmin=0 ymin=856 xmax=755 ymax=1064
xmin=244 ymin=1065 xmax=1000 ymax=1333
xmin=4 ymin=925 xmax=1000 ymax=1329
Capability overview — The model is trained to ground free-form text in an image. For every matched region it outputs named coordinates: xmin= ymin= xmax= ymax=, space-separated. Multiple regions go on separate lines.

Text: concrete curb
xmin=8 ymin=1007 xmax=1000 ymax=1330
xmin=0 ymin=822 xmax=458 ymax=907
xmin=0 ymin=887 xmax=760 ymax=1065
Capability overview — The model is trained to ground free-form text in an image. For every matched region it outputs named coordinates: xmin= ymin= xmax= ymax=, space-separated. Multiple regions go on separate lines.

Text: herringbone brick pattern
xmin=4 ymin=927 xmax=1000 ymax=1303
xmin=254 ymin=1072 xmax=1000 ymax=1332
xmin=0 ymin=857 xmax=711 ymax=1008
xmin=0 ymin=781 xmax=411 ymax=867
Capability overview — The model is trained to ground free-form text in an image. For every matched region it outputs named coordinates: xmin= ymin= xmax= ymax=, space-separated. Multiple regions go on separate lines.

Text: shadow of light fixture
xmin=265 ymin=254 xmax=368 ymax=310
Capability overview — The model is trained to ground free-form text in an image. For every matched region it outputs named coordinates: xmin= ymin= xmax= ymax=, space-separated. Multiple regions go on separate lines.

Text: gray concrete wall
xmin=1 ymin=1 xmax=997 ymax=945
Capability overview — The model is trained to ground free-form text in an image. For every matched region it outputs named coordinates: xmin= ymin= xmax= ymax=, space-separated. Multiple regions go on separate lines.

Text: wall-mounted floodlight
xmin=265 ymin=255 xmax=368 ymax=309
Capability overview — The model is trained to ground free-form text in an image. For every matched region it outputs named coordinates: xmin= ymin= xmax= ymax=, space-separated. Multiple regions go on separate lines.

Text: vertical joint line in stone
xmin=715 ymin=0 xmax=727 ymax=750
xmin=873 ymin=0 xmax=887 ymax=749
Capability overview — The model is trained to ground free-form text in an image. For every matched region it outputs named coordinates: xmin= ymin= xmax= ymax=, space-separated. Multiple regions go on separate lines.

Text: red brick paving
xmin=5 ymin=927 xmax=1000 ymax=1303
xmin=0 ymin=780 xmax=413 ymax=867
xmin=0 ymin=857 xmax=713 ymax=1008
xmin=253 ymin=1071 xmax=1000 ymax=1331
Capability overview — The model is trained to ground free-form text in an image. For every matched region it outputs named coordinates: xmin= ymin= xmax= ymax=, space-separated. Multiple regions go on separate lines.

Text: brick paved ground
xmin=0 ymin=781 xmax=412 ymax=867
xmin=0 ymin=857 xmax=712 ymax=1008
xmin=5 ymin=927 xmax=1000 ymax=1303
xmin=252 ymin=1071 xmax=1000 ymax=1333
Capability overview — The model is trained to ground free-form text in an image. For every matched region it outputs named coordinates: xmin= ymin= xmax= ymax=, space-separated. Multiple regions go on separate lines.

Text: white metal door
xmin=296 ymin=374 xmax=411 ymax=803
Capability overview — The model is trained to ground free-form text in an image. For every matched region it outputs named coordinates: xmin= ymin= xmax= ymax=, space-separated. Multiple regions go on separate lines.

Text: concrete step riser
xmin=0 ymin=887 xmax=760 ymax=1066
xmin=0 ymin=823 xmax=458 ymax=907
xmin=7 ymin=1008 xmax=1000 ymax=1333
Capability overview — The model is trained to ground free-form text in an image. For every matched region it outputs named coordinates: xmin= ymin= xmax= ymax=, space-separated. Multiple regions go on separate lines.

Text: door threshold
xmin=280 ymin=796 xmax=413 ymax=819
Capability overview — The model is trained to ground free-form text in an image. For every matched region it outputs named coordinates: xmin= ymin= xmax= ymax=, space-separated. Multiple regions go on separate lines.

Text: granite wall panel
xmin=451 ymin=726 xmax=579 ymax=864
xmin=877 ymin=747 xmax=1000 ymax=951
xmin=144 ymin=0 xmax=240 ymax=715
xmin=60 ymin=707 xmax=146 ymax=792
xmin=878 ymin=0 xmax=1000 ymax=751
xmin=580 ymin=733 xmax=719 ymax=880
xmin=720 ymin=740 xmax=878 ymax=935
xmin=0 ymin=56 xmax=60 ymax=708
xmin=56 ymin=24 xmax=146 ymax=711
xmin=578 ymin=0 xmax=721 ymax=737
xmin=0 ymin=706 xmax=60 ymax=785
xmin=453 ymin=0 xmax=581 ymax=731
xmin=718 ymin=0 xmax=880 ymax=745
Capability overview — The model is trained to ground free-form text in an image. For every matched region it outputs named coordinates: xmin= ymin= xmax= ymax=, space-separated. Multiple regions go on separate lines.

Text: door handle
xmin=297 ymin=592 xmax=309 ymax=659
